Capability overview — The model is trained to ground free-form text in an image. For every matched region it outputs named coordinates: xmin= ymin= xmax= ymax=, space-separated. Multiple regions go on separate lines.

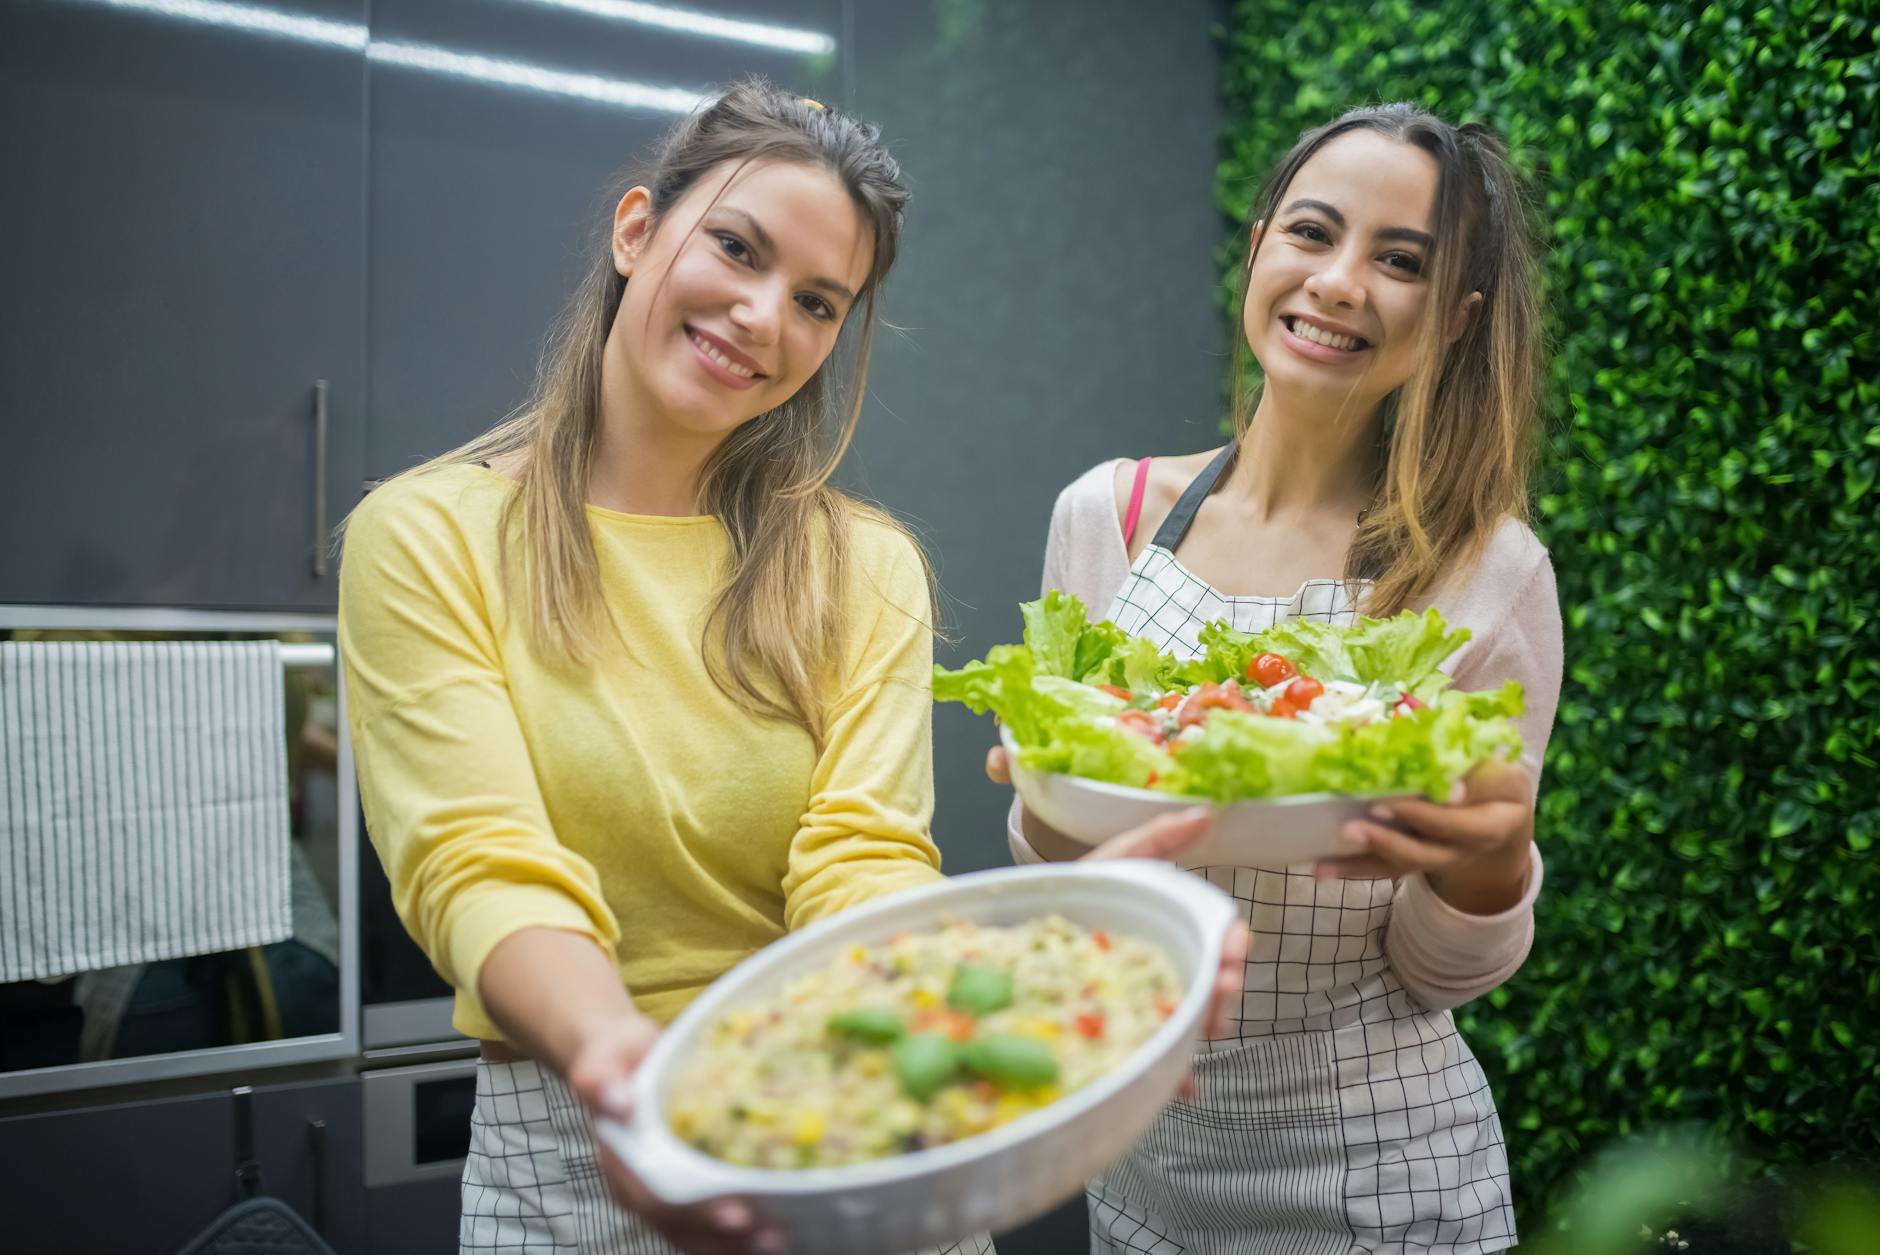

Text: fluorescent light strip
xmin=513 ymin=0 xmax=835 ymax=55
xmin=82 ymin=0 xmax=366 ymax=47
xmin=66 ymin=0 xmax=710 ymax=113
xmin=370 ymin=41 xmax=708 ymax=113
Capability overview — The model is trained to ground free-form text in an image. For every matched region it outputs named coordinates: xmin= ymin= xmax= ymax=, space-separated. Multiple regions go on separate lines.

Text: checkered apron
xmin=1086 ymin=447 xmax=1516 ymax=1255
xmin=460 ymin=1058 xmax=999 ymax=1254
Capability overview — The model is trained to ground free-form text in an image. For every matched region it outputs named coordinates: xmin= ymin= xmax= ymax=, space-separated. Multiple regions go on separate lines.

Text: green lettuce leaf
xmin=1015 ymin=718 xmax=1167 ymax=789
xmin=1034 ymin=675 xmax=1128 ymax=720
xmin=1020 ymin=590 xmax=1124 ymax=681
xmin=1162 ymin=711 xmax=1342 ymax=800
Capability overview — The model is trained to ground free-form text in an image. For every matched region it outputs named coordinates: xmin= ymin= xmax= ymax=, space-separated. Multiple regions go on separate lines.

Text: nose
xmin=727 ymin=274 xmax=787 ymax=347
xmin=1303 ymin=246 xmax=1366 ymax=311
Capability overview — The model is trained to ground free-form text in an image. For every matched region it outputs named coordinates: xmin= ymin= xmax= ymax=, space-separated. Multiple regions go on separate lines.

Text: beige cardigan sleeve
xmin=1390 ymin=518 xmax=1563 ymax=1010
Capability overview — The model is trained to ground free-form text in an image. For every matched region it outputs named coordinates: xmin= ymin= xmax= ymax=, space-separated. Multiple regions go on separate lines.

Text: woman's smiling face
xmin=1242 ymin=129 xmax=1448 ymax=410
xmin=609 ymin=158 xmax=875 ymax=439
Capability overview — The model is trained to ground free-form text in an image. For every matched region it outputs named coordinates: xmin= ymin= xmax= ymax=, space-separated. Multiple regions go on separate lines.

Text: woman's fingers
xmin=599 ymin=1143 xmax=786 ymax=1254
xmin=1368 ymin=798 xmax=1528 ymax=849
xmin=984 ymin=746 xmax=1011 ymax=784
xmin=566 ymin=1014 xmax=661 ymax=1119
xmin=1082 ymin=807 xmax=1212 ymax=862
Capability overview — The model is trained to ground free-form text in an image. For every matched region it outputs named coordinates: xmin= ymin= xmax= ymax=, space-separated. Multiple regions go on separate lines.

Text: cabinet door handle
xmin=306 ymin=1117 xmax=328 ymax=1234
xmin=310 ymin=379 xmax=330 ymax=579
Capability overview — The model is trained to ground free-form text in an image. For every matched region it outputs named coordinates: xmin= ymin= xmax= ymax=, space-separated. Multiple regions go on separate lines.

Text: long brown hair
xmin=379 ymin=79 xmax=916 ymax=741
xmin=1229 ymin=104 xmax=1545 ymax=614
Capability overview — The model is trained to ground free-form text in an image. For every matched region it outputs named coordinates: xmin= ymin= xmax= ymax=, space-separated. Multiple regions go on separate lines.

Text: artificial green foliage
xmin=1219 ymin=0 xmax=1879 ymax=1225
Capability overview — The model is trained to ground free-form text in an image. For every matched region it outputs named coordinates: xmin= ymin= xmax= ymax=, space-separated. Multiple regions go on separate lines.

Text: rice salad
xmin=667 ymin=915 xmax=1181 ymax=1169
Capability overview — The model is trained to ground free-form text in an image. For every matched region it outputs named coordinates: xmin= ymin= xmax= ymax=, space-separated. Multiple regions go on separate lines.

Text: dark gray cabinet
xmin=362 ymin=0 xmax=843 ymax=478
xmin=0 ymin=1086 xmax=237 ymax=1252
xmin=0 ymin=0 xmax=368 ymax=609
xmin=0 ymin=1077 xmax=368 ymax=1253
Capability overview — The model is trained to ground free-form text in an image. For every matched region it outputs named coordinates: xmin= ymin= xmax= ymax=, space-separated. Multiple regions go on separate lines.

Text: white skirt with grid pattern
xmin=1087 ymin=546 xmax=1516 ymax=1255
xmin=460 ymin=1058 xmax=998 ymax=1254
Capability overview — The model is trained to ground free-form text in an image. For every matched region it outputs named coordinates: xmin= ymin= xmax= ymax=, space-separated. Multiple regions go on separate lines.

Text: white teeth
xmin=1290 ymin=319 xmax=1361 ymax=351
xmin=691 ymin=332 xmax=755 ymax=378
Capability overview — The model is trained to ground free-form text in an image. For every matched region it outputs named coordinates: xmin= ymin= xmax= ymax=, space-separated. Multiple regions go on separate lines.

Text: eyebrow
xmin=1281 ymin=198 xmax=1434 ymax=250
xmin=715 ymin=206 xmax=858 ymax=305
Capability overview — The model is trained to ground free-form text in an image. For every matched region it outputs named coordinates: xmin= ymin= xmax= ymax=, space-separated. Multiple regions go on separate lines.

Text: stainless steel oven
xmin=357 ymin=808 xmax=462 ymax=1049
xmin=360 ymin=1055 xmax=479 ymax=1187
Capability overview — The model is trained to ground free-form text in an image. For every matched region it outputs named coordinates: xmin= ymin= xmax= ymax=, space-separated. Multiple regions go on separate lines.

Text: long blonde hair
xmin=375 ymin=79 xmax=916 ymax=741
xmin=1230 ymin=104 xmax=1545 ymax=614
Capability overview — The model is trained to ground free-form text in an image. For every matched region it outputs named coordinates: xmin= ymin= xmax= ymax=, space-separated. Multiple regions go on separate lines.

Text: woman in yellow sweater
xmin=341 ymin=81 xmax=1233 ymax=1255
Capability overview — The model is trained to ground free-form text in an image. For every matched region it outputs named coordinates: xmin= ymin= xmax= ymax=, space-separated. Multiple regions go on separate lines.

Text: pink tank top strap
xmin=1122 ymin=456 xmax=1153 ymax=547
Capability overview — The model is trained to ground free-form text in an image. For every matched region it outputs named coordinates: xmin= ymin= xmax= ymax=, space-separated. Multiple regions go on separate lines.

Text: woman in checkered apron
xmin=994 ymin=105 xmax=1562 ymax=1253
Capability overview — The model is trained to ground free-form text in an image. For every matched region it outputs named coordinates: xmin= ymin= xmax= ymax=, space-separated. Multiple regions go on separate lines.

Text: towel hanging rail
xmin=278 ymin=642 xmax=335 ymax=669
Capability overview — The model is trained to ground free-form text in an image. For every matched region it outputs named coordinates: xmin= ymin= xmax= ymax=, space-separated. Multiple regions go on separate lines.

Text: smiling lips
xmin=1281 ymin=315 xmax=1370 ymax=354
xmin=686 ymin=325 xmax=767 ymax=386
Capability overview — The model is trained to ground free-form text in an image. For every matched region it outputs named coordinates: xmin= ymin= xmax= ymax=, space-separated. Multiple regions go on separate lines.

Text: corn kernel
xmin=912 ymin=988 xmax=939 ymax=1010
xmin=792 ymin=1111 xmax=825 ymax=1147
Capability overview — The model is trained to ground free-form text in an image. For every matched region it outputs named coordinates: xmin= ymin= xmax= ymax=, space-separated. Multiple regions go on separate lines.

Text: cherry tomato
xmin=1248 ymin=652 xmax=1297 ymax=688
xmin=1098 ymin=684 xmax=1133 ymax=700
xmin=1284 ymin=676 xmax=1325 ymax=709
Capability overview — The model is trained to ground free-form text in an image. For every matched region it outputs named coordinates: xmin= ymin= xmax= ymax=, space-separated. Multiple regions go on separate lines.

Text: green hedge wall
xmin=1218 ymin=0 xmax=1879 ymax=1224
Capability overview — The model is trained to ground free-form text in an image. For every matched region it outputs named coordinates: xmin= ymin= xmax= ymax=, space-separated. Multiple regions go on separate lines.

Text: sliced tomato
xmin=1092 ymin=930 xmax=1112 ymax=951
xmin=1284 ymin=676 xmax=1325 ymax=709
xmin=1116 ymin=709 xmax=1165 ymax=743
xmin=1097 ymin=684 xmax=1133 ymax=700
xmin=1179 ymin=682 xmax=1254 ymax=728
xmin=1248 ymin=652 xmax=1297 ymax=688
xmin=1156 ymin=692 xmax=1183 ymax=711
xmin=1074 ymin=1012 xmax=1106 ymax=1039
xmin=1267 ymin=697 xmax=1299 ymax=719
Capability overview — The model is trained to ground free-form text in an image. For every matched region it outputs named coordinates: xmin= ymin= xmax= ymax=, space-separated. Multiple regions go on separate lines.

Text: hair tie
xmin=800 ymin=97 xmax=826 ymax=111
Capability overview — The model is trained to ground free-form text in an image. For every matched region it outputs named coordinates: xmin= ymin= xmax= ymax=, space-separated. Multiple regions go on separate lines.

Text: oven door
xmin=357 ymin=803 xmax=466 ymax=1049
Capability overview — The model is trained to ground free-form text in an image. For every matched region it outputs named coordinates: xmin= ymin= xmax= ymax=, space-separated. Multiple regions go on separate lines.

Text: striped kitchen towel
xmin=0 ymin=640 xmax=293 ymax=982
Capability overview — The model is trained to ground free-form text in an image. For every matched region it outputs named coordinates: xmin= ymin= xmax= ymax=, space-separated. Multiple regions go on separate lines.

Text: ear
xmin=611 ymin=186 xmax=656 ymax=278
xmin=1447 ymin=291 xmax=1484 ymax=344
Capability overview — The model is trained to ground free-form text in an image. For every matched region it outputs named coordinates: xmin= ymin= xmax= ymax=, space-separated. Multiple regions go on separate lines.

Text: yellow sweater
xmin=339 ymin=464 xmax=942 ymax=1038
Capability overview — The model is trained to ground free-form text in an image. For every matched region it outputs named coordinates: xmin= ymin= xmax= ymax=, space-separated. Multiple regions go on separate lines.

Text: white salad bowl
xmin=595 ymin=860 xmax=1238 ymax=1255
xmin=1002 ymin=726 xmax=1410 ymax=868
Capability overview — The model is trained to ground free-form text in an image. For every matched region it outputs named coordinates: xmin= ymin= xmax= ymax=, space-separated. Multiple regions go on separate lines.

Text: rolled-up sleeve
xmin=782 ymin=527 xmax=944 ymax=929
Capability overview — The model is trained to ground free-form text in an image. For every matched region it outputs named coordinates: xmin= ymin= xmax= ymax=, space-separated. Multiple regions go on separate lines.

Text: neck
xmin=587 ymin=335 xmax=725 ymax=517
xmin=1225 ymin=384 xmax=1385 ymax=522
